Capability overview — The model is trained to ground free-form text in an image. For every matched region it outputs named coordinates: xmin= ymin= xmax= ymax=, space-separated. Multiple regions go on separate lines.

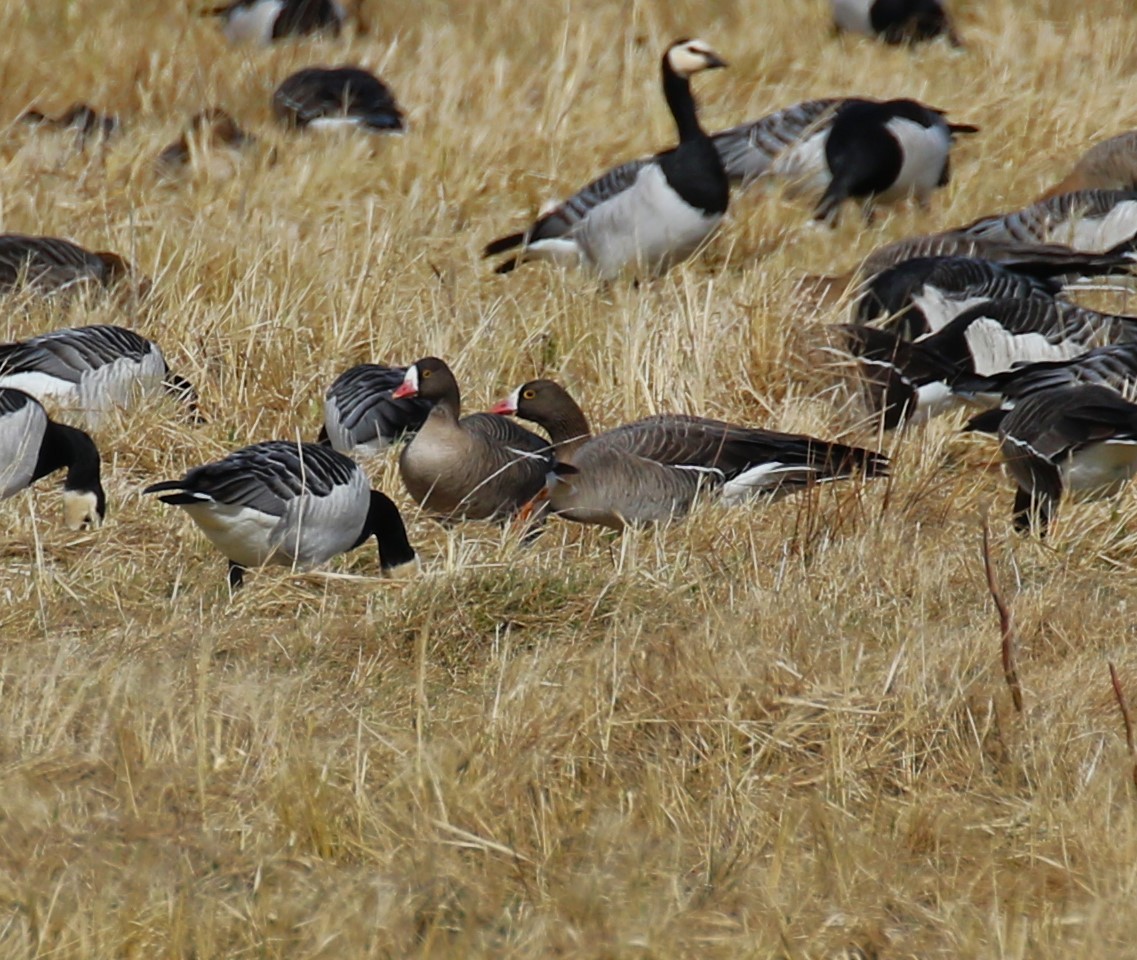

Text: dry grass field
xmin=4 ymin=0 xmax=1137 ymax=955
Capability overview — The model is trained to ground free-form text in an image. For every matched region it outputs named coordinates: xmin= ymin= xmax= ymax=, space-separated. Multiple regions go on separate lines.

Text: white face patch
xmin=402 ymin=364 xmax=420 ymax=394
xmin=667 ymin=41 xmax=720 ymax=78
xmin=63 ymin=489 xmax=101 ymax=530
xmin=505 ymin=386 xmax=521 ymax=414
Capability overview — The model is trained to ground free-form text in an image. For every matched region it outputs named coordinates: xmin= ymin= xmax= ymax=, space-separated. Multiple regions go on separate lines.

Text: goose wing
xmin=0 ymin=235 xmax=102 ymax=289
xmin=463 ymin=412 xmax=553 ymax=456
xmin=711 ymin=98 xmax=844 ymax=187
xmin=959 ymin=189 xmax=1137 ymax=247
xmin=324 ymin=363 xmax=431 ymax=451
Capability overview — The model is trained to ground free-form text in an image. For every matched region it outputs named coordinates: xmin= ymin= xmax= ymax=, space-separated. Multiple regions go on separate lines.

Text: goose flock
xmin=5 ymin=3 xmax=1137 ymax=591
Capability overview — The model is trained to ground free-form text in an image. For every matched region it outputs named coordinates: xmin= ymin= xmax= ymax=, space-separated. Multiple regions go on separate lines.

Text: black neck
xmin=34 ymin=421 xmax=101 ymax=492
xmin=361 ymin=490 xmax=416 ymax=570
xmin=662 ymin=61 xmax=703 ymax=142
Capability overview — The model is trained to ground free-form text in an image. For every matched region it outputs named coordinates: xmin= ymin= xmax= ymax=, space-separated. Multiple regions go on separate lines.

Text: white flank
xmin=1061 ymin=439 xmax=1137 ymax=498
xmin=912 ymin=381 xmax=958 ymax=421
xmin=1061 ymin=201 xmax=1137 ymax=252
xmin=830 ymin=0 xmax=874 ymax=33
xmin=522 ymin=237 xmax=585 ymax=270
xmin=721 ymin=462 xmax=807 ymax=502
xmin=222 ymin=0 xmax=284 ymax=44
xmin=769 ymin=130 xmax=832 ymax=196
xmin=911 ymin=289 xmax=989 ymax=334
xmin=0 ymin=400 xmax=46 ymax=498
xmin=881 ymin=118 xmax=951 ymax=201
xmin=306 ymin=117 xmax=366 ymax=132
xmin=0 ymin=370 xmax=78 ymax=405
xmin=963 ymin=317 xmax=1085 ymax=376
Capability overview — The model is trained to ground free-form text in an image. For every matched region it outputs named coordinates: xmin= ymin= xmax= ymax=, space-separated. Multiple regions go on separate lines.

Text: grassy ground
xmin=3 ymin=0 xmax=1137 ymax=956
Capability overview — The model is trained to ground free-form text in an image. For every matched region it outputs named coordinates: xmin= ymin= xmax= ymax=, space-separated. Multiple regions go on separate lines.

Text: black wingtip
xmin=142 ymin=480 xmax=183 ymax=496
xmin=483 ymin=231 xmax=526 ymax=258
xmin=948 ymin=123 xmax=980 ymax=135
xmin=493 ymin=257 xmax=519 ymax=275
xmin=964 ymin=408 xmax=1009 ymax=434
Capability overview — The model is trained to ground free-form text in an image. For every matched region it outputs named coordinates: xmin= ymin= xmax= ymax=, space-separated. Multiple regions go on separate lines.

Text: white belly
xmin=222 ymin=0 xmax=283 ymax=44
xmin=0 ymin=401 xmax=45 ymax=498
xmin=880 ymin=118 xmax=950 ymax=201
xmin=1062 ymin=440 xmax=1137 ymax=498
xmin=1057 ymin=201 xmax=1137 ymax=252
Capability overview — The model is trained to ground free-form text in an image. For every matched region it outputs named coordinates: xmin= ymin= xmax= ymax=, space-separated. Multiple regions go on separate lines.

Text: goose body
xmin=0 ymin=325 xmax=197 ymax=426
xmin=1044 ymin=131 xmax=1137 ymax=197
xmin=320 ymin=362 xmax=431 ymax=456
xmin=494 ymin=379 xmax=888 ymax=529
xmin=392 ymin=359 xmax=553 ymax=521
xmin=831 ymin=0 xmax=961 ymax=45
xmin=145 ymin=441 xmax=414 ymax=588
xmin=206 ymin=0 xmax=344 ymax=44
xmin=273 ymin=66 xmax=404 ymax=132
xmin=997 ymin=384 xmax=1137 ymax=534
xmin=155 ymin=109 xmax=256 ymax=177
xmin=0 ymin=388 xmax=105 ymax=528
xmin=959 ymin=190 xmax=1137 ymax=252
xmin=484 ymin=39 xmax=728 ymax=279
xmin=20 ymin=103 xmax=119 ymax=146
xmin=0 ymin=235 xmax=132 ymax=296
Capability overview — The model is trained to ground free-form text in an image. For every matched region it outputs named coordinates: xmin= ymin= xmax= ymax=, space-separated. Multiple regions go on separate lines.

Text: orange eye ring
xmin=523 ymin=389 xmax=535 ymax=400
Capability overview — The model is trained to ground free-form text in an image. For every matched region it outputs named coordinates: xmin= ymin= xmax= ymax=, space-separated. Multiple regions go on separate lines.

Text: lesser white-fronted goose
xmin=20 ymin=103 xmax=119 ymax=146
xmin=319 ymin=362 xmax=431 ymax=456
xmin=273 ymin=66 xmax=404 ymax=132
xmin=493 ymin=379 xmax=888 ymax=529
xmin=145 ymin=441 xmax=415 ymax=589
xmin=831 ymin=0 xmax=961 ymax=46
xmin=958 ymin=189 xmax=1137 ymax=253
xmin=1042 ymin=131 xmax=1137 ymax=198
xmin=841 ymin=297 xmax=1137 ymax=427
xmin=0 ymin=325 xmax=197 ymax=426
xmin=0 ymin=235 xmax=134 ymax=296
xmin=204 ymin=0 xmax=344 ymax=44
xmin=155 ymin=109 xmax=256 ymax=177
xmin=0 ymin=388 xmax=105 ymax=529
xmin=483 ymin=38 xmax=728 ymax=279
xmin=997 ymin=384 xmax=1137 ymax=534
xmin=392 ymin=358 xmax=552 ymax=521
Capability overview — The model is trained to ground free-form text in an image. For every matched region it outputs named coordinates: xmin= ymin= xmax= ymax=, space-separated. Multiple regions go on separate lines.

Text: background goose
xmin=319 ymin=362 xmax=432 ymax=456
xmin=0 ymin=234 xmax=134 ymax=296
xmin=144 ymin=441 xmax=415 ymax=589
xmin=814 ymin=99 xmax=977 ymax=224
xmin=204 ymin=0 xmax=344 ymax=44
xmin=831 ymin=0 xmax=961 ymax=46
xmin=958 ymin=189 xmax=1137 ymax=252
xmin=0 ymin=325 xmax=198 ymax=426
xmin=20 ymin=103 xmax=119 ymax=147
xmin=997 ymin=384 xmax=1137 ymax=534
xmin=494 ymin=379 xmax=888 ymax=529
xmin=273 ymin=66 xmax=405 ymax=132
xmin=0 ymin=388 xmax=105 ymax=529
xmin=841 ymin=297 xmax=1137 ymax=426
xmin=1042 ymin=131 xmax=1137 ymax=198
xmin=391 ymin=358 xmax=552 ymax=521
xmin=155 ymin=109 xmax=256 ymax=177
xmin=483 ymin=38 xmax=728 ymax=279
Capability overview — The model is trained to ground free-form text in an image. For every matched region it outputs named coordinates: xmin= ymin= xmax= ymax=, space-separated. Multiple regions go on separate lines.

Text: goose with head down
xmin=492 ymin=379 xmax=888 ymax=530
xmin=392 ymin=358 xmax=553 ymax=521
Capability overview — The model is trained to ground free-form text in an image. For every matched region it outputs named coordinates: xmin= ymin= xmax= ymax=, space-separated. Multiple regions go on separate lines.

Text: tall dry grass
xmin=2 ymin=0 xmax=1137 ymax=956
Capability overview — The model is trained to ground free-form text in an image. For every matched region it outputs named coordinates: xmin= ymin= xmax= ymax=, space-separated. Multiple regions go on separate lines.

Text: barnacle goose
xmin=958 ymin=189 xmax=1137 ymax=253
xmin=841 ymin=297 xmax=1137 ymax=427
xmin=204 ymin=0 xmax=344 ymax=44
xmin=483 ymin=38 xmax=729 ymax=279
xmin=997 ymin=384 xmax=1137 ymax=534
xmin=155 ymin=109 xmax=256 ymax=178
xmin=145 ymin=441 xmax=416 ymax=589
xmin=813 ymin=99 xmax=977 ymax=224
xmin=0 ymin=235 xmax=134 ymax=296
xmin=0 ymin=388 xmax=105 ymax=529
xmin=273 ymin=66 xmax=404 ymax=132
xmin=318 ymin=363 xmax=431 ymax=456
xmin=831 ymin=0 xmax=962 ymax=46
xmin=0 ymin=325 xmax=198 ymax=426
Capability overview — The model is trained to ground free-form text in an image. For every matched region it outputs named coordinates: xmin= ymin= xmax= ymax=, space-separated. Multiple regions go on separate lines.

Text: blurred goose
xmin=483 ymin=38 xmax=729 ymax=278
xmin=391 ymin=358 xmax=553 ymax=521
xmin=831 ymin=0 xmax=961 ymax=46
xmin=273 ymin=66 xmax=404 ymax=132
xmin=205 ymin=0 xmax=344 ymax=44
xmin=319 ymin=362 xmax=431 ymax=456
xmin=997 ymin=384 xmax=1137 ymax=534
xmin=145 ymin=441 xmax=415 ymax=589
xmin=958 ymin=189 xmax=1137 ymax=252
xmin=813 ymin=99 xmax=977 ymax=224
xmin=0 ymin=325 xmax=197 ymax=426
xmin=155 ymin=109 xmax=256 ymax=177
xmin=20 ymin=103 xmax=119 ymax=146
xmin=1043 ymin=131 xmax=1137 ymax=198
xmin=0 ymin=388 xmax=105 ymax=529
xmin=493 ymin=379 xmax=888 ymax=529
xmin=0 ymin=234 xmax=134 ymax=296
xmin=841 ymin=297 xmax=1137 ymax=427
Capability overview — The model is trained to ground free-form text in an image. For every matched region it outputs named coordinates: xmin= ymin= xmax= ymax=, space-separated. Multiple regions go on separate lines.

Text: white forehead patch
xmin=402 ymin=364 xmax=419 ymax=392
xmin=505 ymin=386 xmax=521 ymax=413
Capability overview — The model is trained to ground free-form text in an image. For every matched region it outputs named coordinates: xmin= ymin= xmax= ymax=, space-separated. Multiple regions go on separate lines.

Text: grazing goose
xmin=0 ymin=235 xmax=134 ymax=296
xmin=483 ymin=38 xmax=729 ymax=279
xmin=391 ymin=358 xmax=552 ymax=521
xmin=204 ymin=0 xmax=344 ymax=44
xmin=813 ymin=99 xmax=977 ymax=224
xmin=0 ymin=325 xmax=197 ymax=426
xmin=273 ymin=66 xmax=404 ymax=132
xmin=319 ymin=362 xmax=432 ymax=456
xmin=20 ymin=103 xmax=119 ymax=146
xmin=145 ymin=441 xmax=415 ymax=589
xmin=155 ymin=109 xmax=256 ymax=177
xmin=997 ymin=384 xmax=1137 ymax=534
xmin=1043 ymin=131 xmax=1137 ymax=198
xmin=958 ymin=189 xmax=1137 ymax=253
xmin=831 ymin=0 xmax=961 ymax=46
xmin=493 ymin=379 xmax=888 ymax=530
xmin=841 ymin=297 xmax=1137 ymax=427
xmin=0 ymin=388 xmax=105 ymax=529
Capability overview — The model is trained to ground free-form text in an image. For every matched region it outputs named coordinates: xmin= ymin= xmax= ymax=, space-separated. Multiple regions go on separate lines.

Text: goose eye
xmin=523 ymin=389 xmax=535 ymax=400
xmin=421 ymin=369 xmax=432 ymax=379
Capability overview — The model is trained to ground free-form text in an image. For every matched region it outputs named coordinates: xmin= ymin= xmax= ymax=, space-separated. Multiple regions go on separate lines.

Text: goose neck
xmin=662 ymin=66 xmax=703 ymax=142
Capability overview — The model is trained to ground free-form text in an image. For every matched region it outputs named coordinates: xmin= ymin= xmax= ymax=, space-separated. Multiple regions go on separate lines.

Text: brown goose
xmin=1042 ymin=131 xmax=1137 ymax=198
xmin=492 ymin=379 xmax=889 ymax=530
xmin=391 ymin=358 xmax=552 ymax=521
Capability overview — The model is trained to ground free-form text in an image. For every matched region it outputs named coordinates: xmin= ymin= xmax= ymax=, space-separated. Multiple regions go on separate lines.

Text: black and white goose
xmin=814 ymin=99 xmax=977 ymax=224
xmin=204 ymin=0 xmax=344 ymax=44
xmin=841 ymin=297 xmax=1137 ymax=427
xmin=0 ymin=234 xmax=134 ymax=296
xmin=483 ymin=38 xmax=729 ymax=279
xmin=997 ymin=384 xmax=1137 ymax=534
xmin=0 ymin=388 xmax=105 ymax=529
xmin=831 ymin=0 xmax=962 ymax=46
xmin=958 ymin=189 xmax=1137 ymax=253
xmin=144 ymin=441 xmax=416 ymax=589
xmin=0 ymin=325 xmax=198 ymax=426
xmin=318 ymin=363 xmax=432 ymax=456
xmin=272 ymin=66 xmax=404 ymax=132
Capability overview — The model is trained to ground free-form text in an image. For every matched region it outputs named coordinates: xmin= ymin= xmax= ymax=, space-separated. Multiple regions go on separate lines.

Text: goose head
xmin=665 ymin=38 xmax=728 ymax=78
xmin=490 ymin=379 xmax=568 ymax=419
xmin=63 ymin=484 xmax=106 ymax=531
xmin=391 ymin=357 xmax=460 ymax=407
